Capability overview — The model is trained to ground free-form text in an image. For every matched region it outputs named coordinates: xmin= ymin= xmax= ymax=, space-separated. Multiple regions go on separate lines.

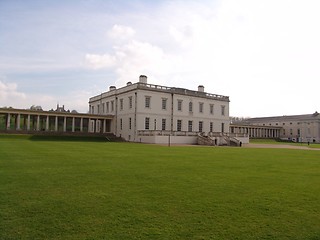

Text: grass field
xmin=0 ymin=135 xmax=319 ymax=240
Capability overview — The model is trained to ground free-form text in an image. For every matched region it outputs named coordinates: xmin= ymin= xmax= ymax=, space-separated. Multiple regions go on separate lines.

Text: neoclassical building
xmin=89 ymin=75 xmax=243 ymax=144
xmin=231 ymin=112 xmax=320 ymax=143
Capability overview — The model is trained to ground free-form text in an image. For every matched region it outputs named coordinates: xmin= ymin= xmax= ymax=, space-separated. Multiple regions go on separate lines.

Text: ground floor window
xmin=162 ymin=119 xmax=166 ymax=130
xmin=210 ymin=122 xmax=213 ymax=132
xmin=145 ymin=117 xmax=150 ymax=130
xmin=177 ymin=120 xmax=182 ymax=131
xmin=199 ymin=121 xmax=203 ymax=132
xmin=188 ymin=120 xmax=193 ymax=132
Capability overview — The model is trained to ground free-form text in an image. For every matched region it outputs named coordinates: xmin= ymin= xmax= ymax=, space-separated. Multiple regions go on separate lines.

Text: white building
xmin=236 ymin=112 xmax=320 ymax=143
xmin=89 ymin=75 xmax=239 ymax=145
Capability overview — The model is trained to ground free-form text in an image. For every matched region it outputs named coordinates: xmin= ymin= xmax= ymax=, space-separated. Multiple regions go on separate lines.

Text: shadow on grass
xmin=29 ymin=135 xmax=111 ymax=142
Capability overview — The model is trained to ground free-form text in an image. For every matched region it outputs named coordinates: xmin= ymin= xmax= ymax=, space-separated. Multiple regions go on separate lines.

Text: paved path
xmin=244 ymin=143 xmax=320 ymax=151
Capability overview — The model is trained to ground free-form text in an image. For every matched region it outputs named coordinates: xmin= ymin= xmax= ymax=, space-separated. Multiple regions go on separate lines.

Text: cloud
xmin=0 ymin=79 xmax=26 ymax=106
xmin=107 ymin=24 xmax=136 ymax=40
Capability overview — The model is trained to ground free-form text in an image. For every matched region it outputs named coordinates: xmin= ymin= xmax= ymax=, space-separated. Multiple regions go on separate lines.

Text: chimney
xmin=109 ymin=86 xmax=116 ymax=91
xmin=198 ymin=85 xmax=204 ymax=92
xmin=139 ymin=75 xmax=147 ymax=84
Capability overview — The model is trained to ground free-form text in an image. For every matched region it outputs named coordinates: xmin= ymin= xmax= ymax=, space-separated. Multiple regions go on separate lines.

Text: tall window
xmin=120 ymin=99 xmax=123 ymax=111
xmin=188 ymin=120 xmax=193 ymax=132
xmin=199 ymin=102 xmax=204 ymax=113
xmin=145 ymin=117 xmax=150 ymax=130
xmin=120 ymin=119 xmax=123 ymax=130
xmin=189 ymin=102 xmax=193 ymax=112
xmin=91 ymin=106 xmax=94 ymax=114
xmin=97 ymin=104 xmax=100 ymax=114
xmin=221 ymin=123 xmax=225 ymax=133
xmin=221 ymin=105 xmax=225 ymax=116
xmin=111 ymin=101 xmax=114 ymax=112
xmin=177 ymin=100 xmax=183 ymax=111
xmin=162 ymin=98 xmax=167 ymax=110
xmin=129 ymin=97 xmax=133 ymax=109
xmin=102 ymin=103 xmax=105 ymax=113
xmin=177 ymin=120 xmax=182 ymax=131
xmin=145 ymin=96 xmax=151 ymax=108
xmin=199 ymin=121 xmax=203 ymax=132
xmin=210 ymin=104 xmax=214 ymax=115
xmin=106 ymin=102 xmax=109 ymax=113
xmin=210 ymin=122 xmax=213 ymax=132
xmin=129 ymin=117 xmax=132 ymax=130
xmin=162 ymin=119 xmax=166 ymax=131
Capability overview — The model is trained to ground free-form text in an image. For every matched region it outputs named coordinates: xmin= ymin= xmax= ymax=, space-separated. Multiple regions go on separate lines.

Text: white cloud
xmin=0 ymin=80 xmax=26 ymax=106
xmin=107 ymin=24 xmax=135 ymax=40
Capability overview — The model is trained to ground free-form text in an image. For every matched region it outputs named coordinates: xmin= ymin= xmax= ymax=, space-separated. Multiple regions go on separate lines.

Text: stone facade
xmin=89 ymin=75 xmax=231 ymax=143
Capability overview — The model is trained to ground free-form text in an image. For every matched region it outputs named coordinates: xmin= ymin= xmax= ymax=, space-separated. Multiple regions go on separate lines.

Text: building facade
xmin=89 ymin=75 xmax=232 ymax=144
xmin=233 ymin=112 xmax=320 ymax=143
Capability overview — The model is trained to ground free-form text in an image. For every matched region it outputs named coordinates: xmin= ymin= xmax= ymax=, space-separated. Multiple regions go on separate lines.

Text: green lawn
xmin=0 ymin=135 xmax=319 ymax=240
xmin=250 ymin=138 xmax=320 ymax=148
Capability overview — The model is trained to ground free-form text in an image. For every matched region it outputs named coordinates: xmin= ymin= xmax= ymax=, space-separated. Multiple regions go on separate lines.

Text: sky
xmin=0 ymin=0 xmax=319 ymax=117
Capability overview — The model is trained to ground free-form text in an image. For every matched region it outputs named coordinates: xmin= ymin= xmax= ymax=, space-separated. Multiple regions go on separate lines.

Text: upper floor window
xmin=199 ymin=102 xmax=204 ymax=113
xmin=145 ymin=96 xmax=151 ymax=108
xmin=162 ymin=98 xmax=167 ymax=110
xmin=177 ymin=100 xmax=183 ymax=111
xmin=102 ymin=103 xmax=105 ymax=113
xmin=111 ymin=101 xmax=114 ymax=112
xmin=189 ymin=102 xmax=193 ymax=112
xmin=106 ymin=102 xmax=109 ymax=113
xmin=210 ymin=104 xmax=214 ymax=115
xmin=120 ymin=98 xmax=123 ymax=111
xmin=97 ymin=104 xmax=100 ymax=114
xmin=129 ymin=97 xmax=133 ymax=109
xmin=221 ymin=105 xmax=225 ymax=116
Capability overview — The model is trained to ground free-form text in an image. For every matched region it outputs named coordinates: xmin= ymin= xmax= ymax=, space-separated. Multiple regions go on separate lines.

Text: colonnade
xmin=0 ymin=109 xmax=112 ymax=134
xmin=230 ymin=124 xmax=281 ymax=138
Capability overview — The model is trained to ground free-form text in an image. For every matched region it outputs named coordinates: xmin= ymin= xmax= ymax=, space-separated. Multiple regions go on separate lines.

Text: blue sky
xmin=1 ymin=0 xmax=319 ymax=116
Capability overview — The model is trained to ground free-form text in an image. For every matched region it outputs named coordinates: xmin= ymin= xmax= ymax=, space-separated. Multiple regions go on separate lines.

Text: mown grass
xmin=0 ymin=135 xmax=319 ymax=239
xmin=250 ymin=138 xmax=320 ymax=148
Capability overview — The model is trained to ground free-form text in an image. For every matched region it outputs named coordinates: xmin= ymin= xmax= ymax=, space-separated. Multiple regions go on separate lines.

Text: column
xmin=63 ymin=117 xmax=66 ymax=132
xmin=16 ymin=114 xmax=21 ymax=130
xmin=72 ymin=117 xmax=75 ymax=132
xmin=46 ymin=116 xmax=49 ymax=131
xmin=6 ymin=113 xmax=11 ymax=130
xmin=27 ymin=115 xmax=30 ymax=131
xmin=103 ymin=119 xmax=106 ymax=133
xmin=36 ymin=115 xmax=40 ymax=131
xmin=55 ymin=116 xmax=58 ymax=131
xmin=80 ymin=118 xmax=83 ymax=132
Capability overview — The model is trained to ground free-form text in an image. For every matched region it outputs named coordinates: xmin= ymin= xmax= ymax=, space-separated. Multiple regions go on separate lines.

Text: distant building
xmin=232 ymin=112 xmax=320 ymax=143
xmin=88 ymin=75 xmax=244 ymax=145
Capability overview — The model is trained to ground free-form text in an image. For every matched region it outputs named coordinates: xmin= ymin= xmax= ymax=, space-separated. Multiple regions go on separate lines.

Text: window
xmin=145 ymin=117 xmax=150 ymax=130
xmin=189 ymin=102 xmax=193 ymax=112
xmin=297 ymin=128 xmax=300 ymax=135
xmin=290 ymin=129 xmax=293 ymax=135
xmin=221 ymin=105 xmax=225 ymax=116
xmin=145 ymin=96 xmax=151 ymax=108
xmin=102 ymin=103 xmax=105 ymax=113
xmin=221 ymin=123 xmax=225 ymax=133
xmin=120 ymin=119 xmax=123 ymax=130
xmin=199 ymin=121 xmax=203 ymax=132
xmin=188 ymin=121 xmax=193 ymax=132
xmin=97 ymin=104 xmax=100 ymax=114
xmin=210 ymin=104 xmax=214 ymax=115
xmin=199 ymin=103 xmax=204 ymax=113
xmin=106 ymin=102 xmax=109 ymax=113
xmin=129 ymin=117 xmax=132 ymax=130
xmin=162 ymin=98 xmax=167 ymax=110
xmin=177 ymin=100 xmax=183 ymax=111
xmin=129 ymin=97 xmax=133 ymax=109
xmin=120 ymin=99 xmax=123 ymax=111
xmin=177 ymin=120 xmax=182 ymax=131
xmin=91 ymin=106 xmax=94 ymax=114
xmin=210 ymin=122 xmax=213 ymax=132
xmin=162 ymin=119 xmax=166 ymax=131
xmin=111 ymin=101 xmax=114 ymax=112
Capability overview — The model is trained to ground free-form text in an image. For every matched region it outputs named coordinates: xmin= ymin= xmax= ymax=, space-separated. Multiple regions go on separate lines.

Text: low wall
xmin=138 ymin=135 xmax=198 ymax=145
